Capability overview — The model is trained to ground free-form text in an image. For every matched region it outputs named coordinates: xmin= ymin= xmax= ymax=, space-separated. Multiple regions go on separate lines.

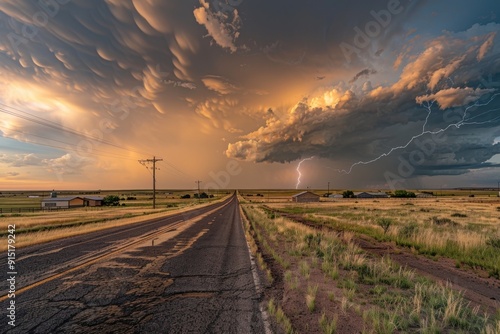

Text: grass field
xmin=241 ymin=201 xmax=500 ymax=333
xmin=258 ymin=196 xmax=500 ymax=277
xmin=0 ymin=190 xmax=230 ymax=250
xmin=0 ymin=189 xmax=230 ymax=209
xmin=240 ymin=188 xmax=500 ymax=275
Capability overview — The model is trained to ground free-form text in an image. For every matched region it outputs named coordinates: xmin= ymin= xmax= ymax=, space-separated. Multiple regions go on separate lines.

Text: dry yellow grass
xmin=267 ymin=197 xmax=500 ymax=275
xmin=270 ymin=197 xmax=500 ymax=250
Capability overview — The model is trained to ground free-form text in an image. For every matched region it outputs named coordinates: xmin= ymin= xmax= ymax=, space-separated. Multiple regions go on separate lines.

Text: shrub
xmin=398 ymin=222 xmax=419 ymax=239
xmin=343 ymin=190 xmax=355 ymax=198
xmin=486 ymin=237 xmax=500 ymax=249
xmin=431 ymin=216 xmax=458 ymax=226
xmin=393 ymin=190 xmax=416 ymax=198
xmin=103 ymin=195 xmax=120 ymax=206
xmin=377 ymin=218 xmax=393 ymax=234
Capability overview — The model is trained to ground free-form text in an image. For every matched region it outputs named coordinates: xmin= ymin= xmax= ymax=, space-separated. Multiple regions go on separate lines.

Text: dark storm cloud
xmin=1 ymin=0 xmax=500 ymax=188
xmin=227 ymin=23 xmax=500 ymax=176
xmin=349 ymin=68 xmax=377 ymax=83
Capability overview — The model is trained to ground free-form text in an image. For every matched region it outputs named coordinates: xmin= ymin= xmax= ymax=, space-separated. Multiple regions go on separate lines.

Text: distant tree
xmin=200 ymin=192 xmax=209 ymax=199
xmin=181 ymin=194 xmax=191 ymax=199
xmin=342 ymin=190 xmax=355 ymax=198
xmin=103 ymin=195 xmax=120 ymax=206
xmin=393 ymin=190 xmax=416 ymax=198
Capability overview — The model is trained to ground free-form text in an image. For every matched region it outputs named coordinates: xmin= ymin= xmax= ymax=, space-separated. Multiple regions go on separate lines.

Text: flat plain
xmin=239 ymin=190 xmax=500 ymax=333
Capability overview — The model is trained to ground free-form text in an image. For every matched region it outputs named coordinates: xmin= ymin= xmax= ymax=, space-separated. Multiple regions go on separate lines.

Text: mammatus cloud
xmin=195 ymin=97 xmax=243 ymax=133
xmin=0 ymin=1 xmax=498 ymax=190
xmin=202 ymin=75 xmax=240 ymax=95
xmin=226 ymin=23 xmax=500 ymax=177
xmin=193 ymin=0 xmax=241 ymax=53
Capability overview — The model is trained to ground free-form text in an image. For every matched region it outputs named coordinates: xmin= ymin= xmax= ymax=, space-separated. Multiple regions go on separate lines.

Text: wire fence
xmin=0 ymin=207 xmax=65 ymax=214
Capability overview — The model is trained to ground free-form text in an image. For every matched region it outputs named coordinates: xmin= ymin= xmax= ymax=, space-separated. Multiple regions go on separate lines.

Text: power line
xmin=0 ymin=103 xmax=153 ymax=157
xmin=158 ymin=160 xmax=193 ymax=179
xmin=0 ymin=101 xmax=188 ymax=176
xmin=195 ymin=180 xmax=202 ymax=194
xmin=0 ymin=126 xmax=139 ymax=161
xmin=195 ymin=180 xmax=202 ymax=201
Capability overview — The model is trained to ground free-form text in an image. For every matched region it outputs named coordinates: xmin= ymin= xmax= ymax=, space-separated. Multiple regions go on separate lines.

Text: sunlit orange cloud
xmin=1 ymin=79 xmax=90 ymax=133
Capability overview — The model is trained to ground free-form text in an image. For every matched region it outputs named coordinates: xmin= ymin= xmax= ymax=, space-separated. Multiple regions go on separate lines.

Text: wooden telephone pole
xmin=138 ymin=156 xmax=163 ymax=209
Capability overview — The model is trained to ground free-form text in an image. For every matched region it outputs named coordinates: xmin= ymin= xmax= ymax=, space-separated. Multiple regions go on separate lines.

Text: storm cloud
xmin=226 ymin=23 xmax=500 ymax=177
xmin=0 ymin=1 xmax=499 ymax=189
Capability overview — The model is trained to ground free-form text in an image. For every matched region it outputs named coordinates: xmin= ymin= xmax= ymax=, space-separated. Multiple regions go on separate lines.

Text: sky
xmin=0 ymin=0 xmax=499 ymax=191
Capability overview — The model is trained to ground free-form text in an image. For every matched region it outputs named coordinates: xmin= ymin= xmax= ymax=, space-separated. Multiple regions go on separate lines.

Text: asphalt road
xmin=1 ymin=194 xmax=268 ymax=333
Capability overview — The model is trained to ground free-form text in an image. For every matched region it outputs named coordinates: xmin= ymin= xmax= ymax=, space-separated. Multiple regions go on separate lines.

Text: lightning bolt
xmin=296 ymin=156 xmax=314 ymax=189
xmin=335 ymin=92 xmax=500 ymax=175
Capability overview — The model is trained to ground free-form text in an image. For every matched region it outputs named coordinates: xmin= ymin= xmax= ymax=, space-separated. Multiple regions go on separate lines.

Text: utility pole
xmin=138 ymin=156 xmax=163 ymax=209
xmin=327 ymin=181 xmax=330 ymax=198
xmin=195 ymin=180 xmax=202 ymax=200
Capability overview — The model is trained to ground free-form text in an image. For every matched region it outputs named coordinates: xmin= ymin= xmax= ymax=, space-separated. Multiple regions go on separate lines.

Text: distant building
xmin=354 ymin=192 xmax=389 ymax=199
xmin=292 ymin=191 xmax=321 ymax=203
xmin=416 ymin=192 xmax=434 ymax=198
xmin=328 ymin=194 xmax=344 ymax=199
xmin=41 ymin=196 xmax=84 ymax=209
xmin=83 ymin=196 xmax=104 ymax=207
xmin=41 ymin=192 xmax=103 ymax=209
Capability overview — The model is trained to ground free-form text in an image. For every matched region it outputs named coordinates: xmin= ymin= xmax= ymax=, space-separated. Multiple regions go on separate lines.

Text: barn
xmin=83 ymin=196 xmax=104 ymax=207
xmin=354 ymin=192 xmax=389 ymax=198
xmin=292 ymin=191 xmax=321 ymax=203
xmin=41 ymin=193 xmax=103 ymax=209
xmin=41 ymin=196 xmax=85 ymax=209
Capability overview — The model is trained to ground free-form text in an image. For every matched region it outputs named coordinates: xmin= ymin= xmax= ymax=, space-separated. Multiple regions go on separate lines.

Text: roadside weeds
xmin=242 ymin=204 xmax=499 ymax=334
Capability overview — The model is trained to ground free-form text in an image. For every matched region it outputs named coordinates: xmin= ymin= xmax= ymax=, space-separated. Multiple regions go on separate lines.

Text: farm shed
xmin=292 ymin=191 xmax=321 ymax=203
xmin=83 ymin=196 xmax=103 ymax=207
xmin=41 ymin=195 xmax=103 ymax=209
xmin=41 ymin=196 xmax=84 ymax=209
xmin=354 ymin=192 xmax=389 ymax=198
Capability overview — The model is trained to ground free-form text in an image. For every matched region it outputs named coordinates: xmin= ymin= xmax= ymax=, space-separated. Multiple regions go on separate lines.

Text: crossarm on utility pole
xmin=138 ymin=156 xmax=163 ymax=209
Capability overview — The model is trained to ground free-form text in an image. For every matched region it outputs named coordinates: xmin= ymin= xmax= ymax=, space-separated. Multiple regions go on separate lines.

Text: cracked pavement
xmin=1 ymin=195 xmax=267 ymax=333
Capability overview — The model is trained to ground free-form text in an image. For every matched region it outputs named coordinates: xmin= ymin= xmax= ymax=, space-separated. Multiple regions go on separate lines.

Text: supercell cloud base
xmin=0 ymin=0 xmax=499 ymax=190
